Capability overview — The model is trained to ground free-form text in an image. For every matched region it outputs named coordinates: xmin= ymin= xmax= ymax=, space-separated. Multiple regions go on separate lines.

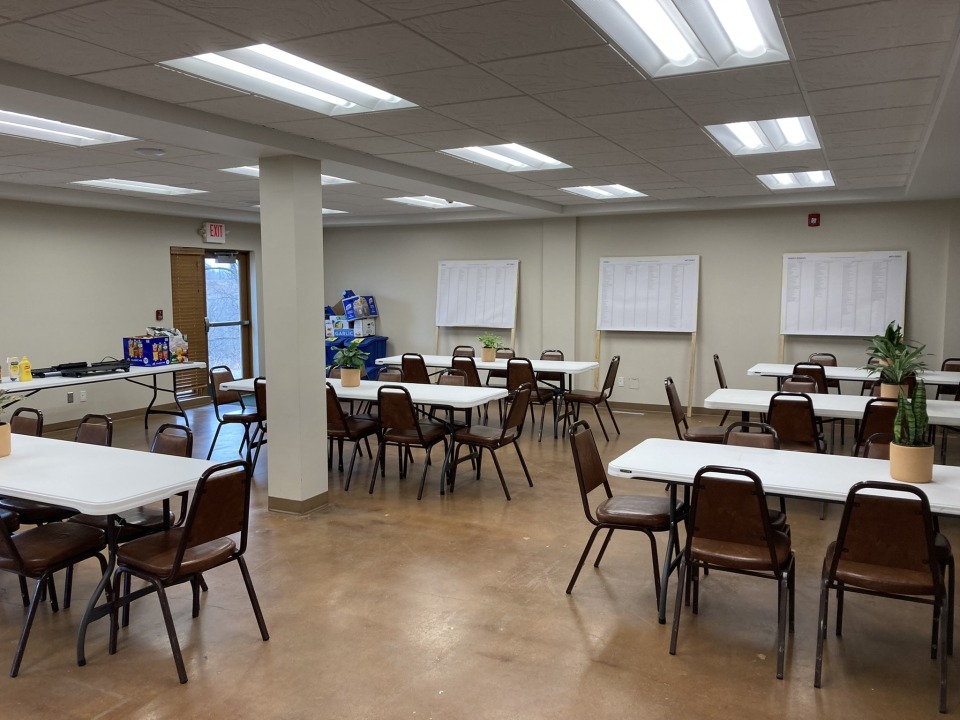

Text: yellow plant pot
xmin=481 ymin=347 xmax=497 ymax=362
xmin=889 ymin=443 xmax=934 ymax=484
xmin=340 ymin=368 xmax=361 ymax=388
xmin=0 ymin=422 xmax=10 ymax=458
xmin=880 ymin=383 xmax=908 ymax=399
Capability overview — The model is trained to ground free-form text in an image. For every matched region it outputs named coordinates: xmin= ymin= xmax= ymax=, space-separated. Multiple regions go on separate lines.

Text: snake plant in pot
xmin=0 ymin=388 xmax=25 ymax=458
xmin=889 ymin=379 xmax=935 ymax=483
xmin=333 ymin=338 xmax=369 ymax=388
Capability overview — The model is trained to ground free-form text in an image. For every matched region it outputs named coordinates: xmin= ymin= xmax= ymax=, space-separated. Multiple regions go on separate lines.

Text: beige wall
xmin=0 ymin=199 xmax=262 ymax=425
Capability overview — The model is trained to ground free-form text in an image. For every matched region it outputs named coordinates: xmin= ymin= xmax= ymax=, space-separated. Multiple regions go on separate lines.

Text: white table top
xmin=0 ymin=361 xmax=206 ymax=391
xmin=0 ymin=434 xmax=213 ymax=515
xmin=375 ymin=354 xmax=598 ymax=374
xmin=223 ymin=377 xmax=508 ymax=409
xmin=608 ymin=438 xmax=960 ymax=516
xmin=705 ymin=388 xmax=960 ymax=425
xmin=748 ymin=362 xmax=960 ymax=386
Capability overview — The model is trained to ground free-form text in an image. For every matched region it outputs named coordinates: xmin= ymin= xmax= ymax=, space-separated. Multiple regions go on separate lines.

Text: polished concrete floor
xmin=2 ymin=403 xmax=959 ymax=719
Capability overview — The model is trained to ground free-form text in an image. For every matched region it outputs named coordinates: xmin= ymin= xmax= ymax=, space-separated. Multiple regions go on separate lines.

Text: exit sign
xmin=202 ymin=222 xmax=226 ymax=244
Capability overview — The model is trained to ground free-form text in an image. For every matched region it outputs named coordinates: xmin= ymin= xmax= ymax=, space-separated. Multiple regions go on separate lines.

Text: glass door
xmin=204 ymin=251 xmax=252 ymax=380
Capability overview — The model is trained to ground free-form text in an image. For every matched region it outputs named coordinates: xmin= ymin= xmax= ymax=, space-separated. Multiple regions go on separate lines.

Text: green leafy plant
xmin=477 ymin=333 xmax=504 ymax=350
xmin=879 ymin=344 xmax=927 ymax=385
xmin=0 ymin=388 xmax=24 ymax=422
xmin=863 ymin=321 xmax=926 ymax=384
xmin=332 ymin=338 xmax=369 ymax=370
xmin=894 ymin=379 xmax=931 ymax=447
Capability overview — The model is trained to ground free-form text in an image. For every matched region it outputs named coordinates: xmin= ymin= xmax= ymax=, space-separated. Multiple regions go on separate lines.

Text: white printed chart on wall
xmin=596 ymin=255 xmax=700 ymax=332
xmin=435 ymin=259 xmax=519 ymax=328
xmin=780 ymin=251 xmax=907 ymax=336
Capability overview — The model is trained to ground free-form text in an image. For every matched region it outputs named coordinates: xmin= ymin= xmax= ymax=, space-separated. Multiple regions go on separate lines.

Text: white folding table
xmin=748 ymin=363 xmax=960 ymax=387
xmin=0 ymin=434 xmax=214 ymax=666
xmin=608 ymin=438 xmax=960 ymax=622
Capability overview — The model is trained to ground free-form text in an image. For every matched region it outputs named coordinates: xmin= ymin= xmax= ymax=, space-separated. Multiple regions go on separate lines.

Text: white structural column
xmin=540 ymin=217 xmax=578 ymax=378
xmin=258 ymin=156 xmax=328 ymax=513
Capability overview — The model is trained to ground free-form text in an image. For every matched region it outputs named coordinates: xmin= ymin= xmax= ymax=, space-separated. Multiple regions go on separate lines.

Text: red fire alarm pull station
xmin=808 ymin=213 xmax=821 ymax=227
xmin=156 ymin=309 xmax=164 ymax=322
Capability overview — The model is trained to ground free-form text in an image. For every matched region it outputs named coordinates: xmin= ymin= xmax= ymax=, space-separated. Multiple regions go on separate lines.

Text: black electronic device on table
xmin=31 ymin=361 xmax=89 ymax=378
xmin=58 ymin=360 xmax=131 ymax=377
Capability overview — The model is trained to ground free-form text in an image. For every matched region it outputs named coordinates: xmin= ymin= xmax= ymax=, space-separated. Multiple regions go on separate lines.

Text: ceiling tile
xmin=432 ymin=96 xmax=564 ymax=128
xmin=807 ymin=79 xmax=939 ymax=115
xmin=377 ymin=151 xmax=494 ymax=175
xmin=672 ymin=168 xmax=759 ymax=186
xmin=698 ymin=184 xmax=770 ymax=197
xmin=181 ymin=96 xmax=319 ymax=124
xmin=337 ymin=108 xmax=466 ymax=134
xmin=332 ymin=135 xmax=429 ymax=154
xmin=0 ymin=23 xmax=143 ymax=75
xmin=493 ymin=118 xmax=595 ymax=143
xmin=78 ymin=65 xmax=245 ymax=104
xmin=27 ymin=0 xmax=250 ymax=63
xmin=614 ymin=128 xmax=717 ymax=151
xmin=0 ymin=135 xmax=62 ymax=157
xmin=578 ymin=108 xmax=695 ymax=135
xmin=656 ymin=64 xmax=801 ymax=105
xmin=266 ymin=117 xmax=381 ymax=140
xmin=798 ymin=44 xmax=951 ymax=92
xmin=785 ymin=0 xmax=960 ymax=60
xmin=2 ymin=148 xmax=145 ymax=170
xmin=816 ymin=106 xmax=931 ymax=134
xmin=584 ymin=164 xmax=679 ymax=184
xmin=156 ymin=0 xmax=386 ymax=43
xmin=836 ymin=174 xmax=907 ymax=189
xmin=0 ymin=1 xmax=98 ymax=20
xmin=367 ymin=1 xmax=491 ymax=21
xmin=681 ymin=94 xmax=811 ymax=126
xmin=376 ymin=65 xmax=519 ymax=106
xmin=163 ymin=153 xmax=263 ymax=170
xmin=779 ymin=1 xmax=872 ymax=15
xmin=831 ymin=154 xmax=914 ymax=173
xmin=0 ymin=163 xmax=38 ymax=175
xmin=405 ymin=0 xmax=603 ymax=63
xmin=644 ymin=187 xmax=709 ymax=200
xmin=481 ymin=45 xmax=641 ymax=95
xmin=822 ymin=125 xmax=926 ymax=150
xmin=653 ymin=157 xmax=741 ymax=175
xmin=279 ymin=23 xmax=460 ymax=79
xmin=1 ymin=169 xmax=93 ymax=185
xmin=734 ymin=150 xmax=828 ymax=174
xmin=535 ymin=82 xmax=674 ymax=118
xmin=638 ymin=143 xmax=728 ymax=163
xmin=394 ymin=128 xmax=504 ymax=150
xmin=828 ymin=142 xmax=919 ymax=160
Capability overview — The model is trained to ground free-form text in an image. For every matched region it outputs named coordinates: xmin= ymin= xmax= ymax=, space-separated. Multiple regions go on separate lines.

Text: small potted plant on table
xmin=889 ymin=379 xmax=935 ymax=483
xmin=0 ymin=388 xmax=25 ymax=458
xmin=864 ymin=321 xmax=926 ymax=398
xmin=477 ymin=333 xmax=503 ymax=363
xmin=332 ymin=339 xmax=369 ymax=388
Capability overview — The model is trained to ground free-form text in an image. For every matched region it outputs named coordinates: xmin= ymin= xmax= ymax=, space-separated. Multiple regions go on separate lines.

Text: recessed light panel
xmin=72 ymin=179 xmax=206 ymax=196
xmin=0 ymin=109 xmax=135 ymax=146
xmin=441 ymin=144 xmax=570 ymax=172
xmin=758 ymin=171 xmax=834 ymax=190
xmin=385 ymin=196 xmax=473 ymax=209
xmin=162 ymin=45 xmax=416 ymax=116
xmin=562 ymin=184 xmax=647 ymax=199
xmin=220 ymin=166 xmax=355 ymax=185
xmin=570 ymin=0 xmax=788 ymax=78
xmin=706 ymin=117 xmax=820 ymax=155
xmin=321 ymin=208 xmax=348 ymax=214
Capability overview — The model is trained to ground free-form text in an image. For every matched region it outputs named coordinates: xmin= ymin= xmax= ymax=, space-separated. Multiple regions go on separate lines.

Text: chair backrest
xmin=568 ymin=421 xmax=611 ymax=521
xmin=600 ymin=356 xmax=620 ymax=397
xmin=713 ymin=354 xmax=727 ymax=390
xmin=327 ymin=366 xmax=341 ymax=379
xmin=723 ymin=421 xmax=780 ymax=449
xmin=173 ymin=460 xmax=251 ymax=578
xmin=377 ymin=385 xmax=422 ymax=438
xmin=151 ymin=423 xmax=193 ymax=457
xmin=502 ymin=383 xmax=532 ymax=439
xmin=452 ymin=345 xmax=475 ymax=357
xmin=451 ymin=356 xmax=482 ymax=386
xmin=376 ymin=367 xmax=403 ymax=382
xmin=809 ymin=352 xmax=837 ymax=367
xmin=10 ymin=407 xmax=43 ymax=437
xmin=437 ymin=368 xmax=466 ymax=386
xmin=861 ymin=356 xmax=881 ymax=395
xmin=863 ymin=432 xmax=894 ymax=459
xmin=827 ymin=481 xmax=941 ymax=594
xmin=856 ymin=397 xmax=898 ymax=447
xmin=401 ymin=353 xmax=430 ymax=384
xmin=685 ymin=465 xmax=782 ymax=568
xmin=792 ymin=362 xmax=827 ymax=393
xmin=326 ymin=382 xmax=350 ymax=433
xmin=75 ymin=414 xmax=113 ymax=446
xmin=663 ymin=376 xmax=688 ymax=436
xmin=766 ymin=392 xmax=821 ymax=451
xmin=780 ymin=374 xmax=817 ymax=393
xmin=507 ymin=358 xmax=536 ymax=391
xmin=537 ymin=349 xmax=565 ymax=383
xmin=937 ymin=358 xmax=960 ymax=398
xmin=486 ymin=348 xmax=514 ymax=380
xmin=209 ymin=365 xmax=243 ymax=412
xmin=254 ymin=376 xmax=267 ymax=420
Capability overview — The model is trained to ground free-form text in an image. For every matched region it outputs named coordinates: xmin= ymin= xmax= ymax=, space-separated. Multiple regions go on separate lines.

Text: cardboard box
xmin=325 ymin=315 xmax=350 ymax=339
xmin=332 ymin=295 xmax=378 ymax=320
xmin=123 ymin=336 xmax=170 ymax=367
xmin=333 ymin=319 xmax=376 ymax=338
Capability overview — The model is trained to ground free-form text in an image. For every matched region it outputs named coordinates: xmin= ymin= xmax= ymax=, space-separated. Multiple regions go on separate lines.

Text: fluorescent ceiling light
xmin=322 ymin=208 xmax=348 ymax=214
xmin=0 ymin=109 xmax=135 ymax=147
xmin=757 ymin=170 xmax=834 ymax=190
xmin=570 ymin=0 xmax=787 ymax=78
xmin=385 ymin=196 xmax=473 ymax=209
xmin=162 ymin=45 xmax=416 ymax=117
xmin=441 ymin=144 xmax=570 ymax=172
xmin=220 ymin=166 xmax=355 ymax=185
xmin=706 ymin=117 xmax=820 ymax=155
xmin=72 ymin=179 xmax=206 ymax=196
xmin=562 ymin=184 xmax=647 ymax=199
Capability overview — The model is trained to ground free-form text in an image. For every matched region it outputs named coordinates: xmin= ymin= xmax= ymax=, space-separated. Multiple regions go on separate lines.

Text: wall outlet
xmin=617 ymin=376 xmax=624 ymax=387
xmin=79 ymin=390 xmax=87 ymax=402
xmin=67 ymin=391 xmax=74 ymax=403
xmin=628 ymin=378 xmax=640 ymax=390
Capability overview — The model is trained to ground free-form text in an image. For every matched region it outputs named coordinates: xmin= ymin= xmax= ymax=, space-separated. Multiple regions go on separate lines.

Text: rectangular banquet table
xmin=748 ymin=362 xmax=960 ymax=386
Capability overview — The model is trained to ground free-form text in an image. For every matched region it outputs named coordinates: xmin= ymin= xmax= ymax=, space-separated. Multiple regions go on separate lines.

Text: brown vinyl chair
xmin=327 ymin=383 xmax=378 ymax=491
xmin=109 ymin=460 xmax=269 ymax=684
xmin=665 ymin=376 xmax=726 ymax=443
xmin=713 ymin=354 xmax=730 ymax=426
xmin=250 ymin=377 xmax=267 ymax=471
xmin=0 ymin=513 xmax=107 ymax=677
xmin=206 ymin=365 xmax=261 ymax=460
xmin=940 ymin=384 xmax=960 ymax=463
xmin=437 ymin=368 xmax=466 ymax=386
xmin=861 ymin=356 xmax=882 ymax=395
xmin=852 ymin=397 xmax=898 ymax=456
xmin=765 ymin=391 xmax=825 ymax=453
xmin=815 ymin=481 xmax=951 ymax=713
xmin=536 ymin=349 xmax=565 ymax=388
xmin=809 ymin=353 xmax=841 ymax=393
xmin=451 ymin=356 xmax=482 ymax=387
xmin=564 ymin=355 xmax=621 ymax=441
xmin=567 ymin=421 xmax=683 ymax=607
xmin=401 ymin=353 xmax=431 ymax=385
xmin=794 ymin=361 xmax=844 ymax=446
xmin=780 ymin=374 xmax=817 ymax=393
xmin=484 ymin=347 xmax=514 ymax=387
xmin=507 ymin=358 xmax=556 ymax=442
xmin=370 ymin=385 xmax=449 ymax=500
xmin=936 ymin=358 xmax=960 ymax=399
xmin=449 ymin=383 xmax=533 ymax=500
xmin=723 ymin=421 xmax=787 ymax=531
xmin=671 ymin=465 xmax=795 ymax=679
xmin=452 ymin=345 xmax=475 ymax=357
xmin=376 ymin=366 xmax=402 ymax=382
xmin=9 ymin=407 xmax=43 ymax=436
xmin=862 ymin=431 xmax=894 ymax=459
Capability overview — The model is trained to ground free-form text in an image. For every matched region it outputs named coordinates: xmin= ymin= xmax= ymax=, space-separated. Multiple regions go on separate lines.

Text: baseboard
xmin=268 ymin=492 xmax=329 ymax=515
xmin=608 ymin=401 xmax=723 ymax=417
xmin=42 ymin=397 xmax=211 ymax=432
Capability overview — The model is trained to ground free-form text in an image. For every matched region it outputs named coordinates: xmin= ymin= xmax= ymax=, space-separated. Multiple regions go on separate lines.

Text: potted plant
xmin=889 ymin=379 xmax=935 ymax=483
xmin=332 ymin=338 xmax=369 ymax=388
xmin=0 ymin=388 xmax=25 ymax=458
xmin=477 ymin=333 xmax=503 ymax=363
xmin=864 ymin=321 xmax=926 ymax=398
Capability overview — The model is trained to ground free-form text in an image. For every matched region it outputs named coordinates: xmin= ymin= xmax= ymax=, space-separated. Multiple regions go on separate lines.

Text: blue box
xmin=341 ymin=295 xmax=378 ymax=320
xmin=123 ymin=336 xmax=170 ymax=367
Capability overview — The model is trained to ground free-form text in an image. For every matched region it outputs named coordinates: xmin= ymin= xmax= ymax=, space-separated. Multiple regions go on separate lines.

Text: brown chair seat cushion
xmin=596 ymin=495 xmax=678 ymax=530
xmin=383 ymin=420 xmax=448 ymax=446
xmin=691 ymin=530 xmax=792 ymax=571
xmin=0 ymin=523 xmax=104 ymax=575
xmin=825 ymin=541 xmax=936 ymax=595
xmin=683 ymin=426 xmax=726 ymax=443
xmin=454 ymin=425 xmax=515 ymax=447
xmin=564 ymin=389 xmax=603 ymax=403
xmin=0 ymin=497 xmax=78 ymax=524
xmin=329 ymin=416 xmax=378 ymax=440
xmin=0 ymin=508 xmax=19 ymax=533
xmin=119 ymin=529 xmax=236 ymax=578
xmin=221 ymin=409 xmax=261 ymax=424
